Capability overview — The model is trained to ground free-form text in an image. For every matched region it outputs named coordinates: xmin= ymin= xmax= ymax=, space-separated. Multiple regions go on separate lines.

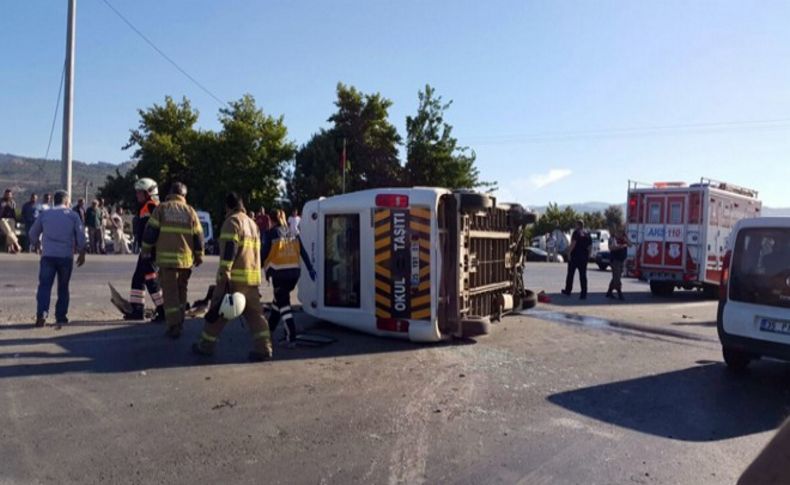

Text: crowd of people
xmin=1 ymin=188 xmax=141 ymax=255
xmin=3 ymin=179 xmax=313 ymax=362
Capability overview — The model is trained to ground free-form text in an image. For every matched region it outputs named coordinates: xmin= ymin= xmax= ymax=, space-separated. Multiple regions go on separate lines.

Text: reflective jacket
xmin=141 ymin=194 xmax=203 ymax=268
xmin=261 ymin=225 xmax=312 ymax=277
xmin=218 ymin=210 xmax=261 ymax=286
xmin=135 ymin=198 xmax=159 ymax=243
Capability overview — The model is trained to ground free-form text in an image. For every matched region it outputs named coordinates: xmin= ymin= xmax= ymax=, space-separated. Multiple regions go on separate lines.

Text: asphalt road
xmin=1 ymin=255 xmax=788 ymax=484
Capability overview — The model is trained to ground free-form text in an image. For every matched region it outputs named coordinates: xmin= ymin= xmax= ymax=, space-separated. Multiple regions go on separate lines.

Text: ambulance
xmin=625 ymin=178 xmax=762 ymax=296
xmin=297 ymin=188 xmax=537 ymax=342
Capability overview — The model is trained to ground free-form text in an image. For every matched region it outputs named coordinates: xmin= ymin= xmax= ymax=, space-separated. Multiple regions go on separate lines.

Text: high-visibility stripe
xmin=420 ymin=265 xmax=430 ymax=277
xmin=418 ymin=280 xmax=431 ymax=291
xmin=420 ymin=251 xmax=430 ymax=263
xmin=147 ymin=218 xmax=160 ymax=228
xmin=201 ymin=331 xmax=218 ymax=342
xmin=411 ymin=308 xmax=431 ymax=320
xmin=253 ymin=330 xmax=270 ymax=340
xmin=374 ymin=223 xmax=391 ymax=236
xmin=411 ymin=208 xmax=431 ymax=220
xmin=375 ymin=264 xmax=391 ymax=279
xmin=375 ymin=279 xmax=391 ymax=294
xmin=375 ymin=250 xmax=391 ymax=263
xmin=265 ymin=262 xmax=299 ymax=270
xmin=218 ymin=260 xmax=233 ymax=269
xmin=375 ymin=237 xmax=391 ymax=249
xmin=165 ymin=306 xmax=181 ymax=315
xmin=151 ymin=291 xmax=164 ymax=306
xmin=410 ymin=221 xmax=430 ymax=234
xmin=375 ymin=307 xmax=391 ymax=318
xmin=418 ymin=238 xmax=431 ymax=250
xmin=220 ymin=233 xmax=239 ymax=242
xmin=159 ymin=226 xmax=194 ymax=235
xmin=374 ymin=210 xmax=390 ymax=222
xmin=238 ymin=240 xmax=260 ymax=249
xmin=412 ymin=294 xmax=430 ymax=307
xmin=144 ymin=272 xmax=158 ymax=280
xmin=375 ymin=293 xmax=389 ymax=307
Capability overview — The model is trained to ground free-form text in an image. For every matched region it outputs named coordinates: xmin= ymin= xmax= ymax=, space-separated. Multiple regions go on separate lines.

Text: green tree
xmin=604 ymin=204 xmax=625 ymax=232
xmin=286 ymin=130 xmax=343 ymax=210
xmin=123 ymin=96 xmax=200 ymax=197
xmin=211 ymin=94 xmax=296 ymax=218
xmin=328 ymin=83 xmax=403 ymax=191
xmin=96 ymin=168 xmax=137 ymax=207
xmin=581 ymin=211 xmax=606 ymax=230
xmin=405 ymin=85 xmax=488 ymax=189
xmin=100 ymin=94 xmax=295 ymax=231
xmin=530 ymin=203 xmax=579 ymax=238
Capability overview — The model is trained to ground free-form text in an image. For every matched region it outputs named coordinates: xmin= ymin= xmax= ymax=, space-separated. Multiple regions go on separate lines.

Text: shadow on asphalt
xmin=543 ymin=290 xmax=716 ymax=307
xmin=0 ymin=315 xmax=449 ymax=379
xmin=548 ymin=362 xmax=790 ymax=441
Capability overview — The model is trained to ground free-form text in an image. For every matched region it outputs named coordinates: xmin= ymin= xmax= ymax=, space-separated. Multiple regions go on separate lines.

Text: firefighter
xmin=262 ymin=209 xmax=316 ymax=347
xmin=125 ymin=178 xmax=165 ymax=321
xmin=141 ymin=182 xmax=204 ymax=339
xmin=192 ymin=192 xmax=273 ymax=361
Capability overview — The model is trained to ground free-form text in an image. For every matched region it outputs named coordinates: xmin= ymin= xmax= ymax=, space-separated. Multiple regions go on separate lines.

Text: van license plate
xmin=758 ymin=317 xmax=790 ymax=335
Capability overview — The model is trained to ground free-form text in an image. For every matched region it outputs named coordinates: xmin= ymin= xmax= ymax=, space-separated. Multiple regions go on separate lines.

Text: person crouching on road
xmin=28 ymin=190 xmax=86 ymax=329
xmin=606 ymin=229 xmax=631 ymax=300
xmin=141 ymin=182 xmax=204 ymax=339
xmin=262 ymin=209 xmax=316 ymax=347
xmin=193 ymin=193 xmax=273 ymax=362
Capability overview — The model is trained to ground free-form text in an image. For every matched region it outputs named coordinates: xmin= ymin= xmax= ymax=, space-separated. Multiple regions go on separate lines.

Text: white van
xmin=298 ymin=187 xmax=537 ymax=342
xmin=718 ymin=217 xmax=790 ymax=370
xmin=196 ymin=210 xmax=217 ymax=255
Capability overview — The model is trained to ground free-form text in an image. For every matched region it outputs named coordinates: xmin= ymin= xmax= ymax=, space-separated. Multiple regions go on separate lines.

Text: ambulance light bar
xmin=375 ymin=194 xmax=409 ymax=208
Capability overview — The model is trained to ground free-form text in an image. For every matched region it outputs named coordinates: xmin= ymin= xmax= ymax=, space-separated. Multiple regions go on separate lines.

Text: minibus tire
xmin=461 ymin=317 xmax=491 ymax=337
xmin=723 ymin=346 xmax=752 ymax=372
xmin=458 ymin=193 xmax=492 ymax=212
xmin=522 ymin=290 xmax=537 ymax=310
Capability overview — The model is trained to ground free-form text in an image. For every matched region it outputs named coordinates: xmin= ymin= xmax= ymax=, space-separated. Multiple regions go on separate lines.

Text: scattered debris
xmin=139 ymin=371 xmax=147 ymax=376
xmin=537 ymin=291 xmax=551 ymax=304
xmin=212 ymin=400 xmax=237 ymax=410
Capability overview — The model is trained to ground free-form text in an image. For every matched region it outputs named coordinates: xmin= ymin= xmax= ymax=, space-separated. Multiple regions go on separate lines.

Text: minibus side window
xmin=324 ymin=214 xmax=361 ymax=308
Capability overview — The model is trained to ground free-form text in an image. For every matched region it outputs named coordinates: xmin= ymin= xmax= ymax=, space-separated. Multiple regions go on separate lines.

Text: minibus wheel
xmin=723 ymin=346 xmax=753 ymax=371
xmin=522 ymin=290 xmax=537 ymax=310
xmin=457 ymin=192 xmax=492 ymax=212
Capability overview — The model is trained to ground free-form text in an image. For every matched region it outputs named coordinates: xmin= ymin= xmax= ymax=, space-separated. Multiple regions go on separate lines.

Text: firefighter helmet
xmin=134 ymin=178 xmax=158 ymax=196
xmin=219 ymin=292 xmax=246 ymax=320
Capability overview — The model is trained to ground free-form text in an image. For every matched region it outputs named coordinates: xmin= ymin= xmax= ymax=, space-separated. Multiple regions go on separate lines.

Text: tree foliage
xmin=604 ymin=204 xmax=625 ymax=232
xmin=405 ymin=85 xmax=487 ymax=190
xmin=286 ymin=130 xmax=342 ymax=210
xmin=98 ymin=94 xmax=295 ymax=229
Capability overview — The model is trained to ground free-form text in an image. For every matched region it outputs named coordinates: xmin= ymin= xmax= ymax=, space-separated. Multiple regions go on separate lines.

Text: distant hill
xmin=0 ymin=153 xmax=134 ymax=201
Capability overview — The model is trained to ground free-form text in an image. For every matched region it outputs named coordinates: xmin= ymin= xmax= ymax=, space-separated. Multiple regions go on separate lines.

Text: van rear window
xmin=730 ymin=228 xmax=790 ymax=308
xmin=324 ymin=214 xmax=360 ymax=308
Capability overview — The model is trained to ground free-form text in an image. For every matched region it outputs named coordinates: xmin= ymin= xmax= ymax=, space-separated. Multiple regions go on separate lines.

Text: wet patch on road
xmin=522 ymin=309 xmax=717 ymax=344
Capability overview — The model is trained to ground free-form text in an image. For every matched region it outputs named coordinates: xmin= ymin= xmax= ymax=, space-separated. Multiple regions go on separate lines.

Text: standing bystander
xmin=561 ymin=220 xmax=593 ymax=299
xmin=287 ymin=209 xmax=301 ymax=237
xmin=28 ymin=190 xmax=86 ymax=329
xmin=111 ymin=207 xmax=130 ymax=254
xmin=72 ymin=198 xmax=86 ymax=225
xmin=85 ymin=200 xmax=103 ymax=254
xmin=21 ymin=193 xmax=38 ymax=252
xmin=606 ymin=229 xmax=631 ymax=300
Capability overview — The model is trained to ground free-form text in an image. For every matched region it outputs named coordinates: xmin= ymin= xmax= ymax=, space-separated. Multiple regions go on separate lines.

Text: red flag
xmin=340 ymin=138 xmax=347 ymax=172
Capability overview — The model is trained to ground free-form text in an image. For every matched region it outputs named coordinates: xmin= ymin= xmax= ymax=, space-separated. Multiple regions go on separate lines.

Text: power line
xmin=99 ymin=0 xmax=226 ymax=107
xmin=467 ymin=118 xmax=790 ymax=145
xmin=40 ymin=61 xmax=66 ymax=176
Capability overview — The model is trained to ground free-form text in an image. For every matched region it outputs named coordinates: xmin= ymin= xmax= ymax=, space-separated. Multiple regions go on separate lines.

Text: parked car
xmin=717 ymin=217 xmax=790 ymax=370
xmin=196 ymin=210 xmax=218 ymax=255
xmin=589 ymin=229 xmax=610 ymax=261
xmin=526 ymin=246 xmax=563 ymax=263
xmin=595 ymin=250 xmax=611 ymax=271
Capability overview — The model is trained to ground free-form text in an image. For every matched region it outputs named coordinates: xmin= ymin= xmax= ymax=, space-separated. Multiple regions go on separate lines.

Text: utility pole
xmin=61 ymin=0 xmax=76 ymax=199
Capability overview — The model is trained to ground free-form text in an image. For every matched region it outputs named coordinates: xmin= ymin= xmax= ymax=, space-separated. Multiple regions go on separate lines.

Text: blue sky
xmin=2 ymin=0 xmax=789 ymax=207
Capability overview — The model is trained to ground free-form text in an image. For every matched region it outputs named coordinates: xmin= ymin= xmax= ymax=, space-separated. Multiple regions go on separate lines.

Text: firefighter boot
xmin=191 ymin=337 xmax=216 ymax=357
xmin=150 ymin=305 xmax=165 ymax=323
xmin=249 ymin=332 xmax=273 ymax=362
xmin=124 ymin=304 xmax=145 ymax=321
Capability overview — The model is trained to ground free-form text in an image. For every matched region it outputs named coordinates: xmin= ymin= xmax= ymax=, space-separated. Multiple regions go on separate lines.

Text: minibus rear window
xmin=730 ymin=228 xmax=790 ymax=308
xmin=324 ymin=214 xmax=361 ymax=308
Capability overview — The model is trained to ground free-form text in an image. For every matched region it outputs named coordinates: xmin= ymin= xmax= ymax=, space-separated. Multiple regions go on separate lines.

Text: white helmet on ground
xmin=219 ymin=292 xmax=246 ymax=320
xmin=134 ymin=178 xmax=158 ymax=196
